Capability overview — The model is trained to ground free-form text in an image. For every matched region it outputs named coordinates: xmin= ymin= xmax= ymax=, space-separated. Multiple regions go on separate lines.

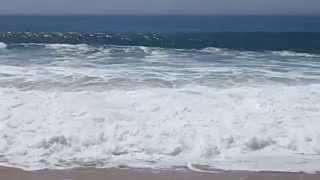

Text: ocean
xmin=0 ymin=15 xmax=320 ymax=172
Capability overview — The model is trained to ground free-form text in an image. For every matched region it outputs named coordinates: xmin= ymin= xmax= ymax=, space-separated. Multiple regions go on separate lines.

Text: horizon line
xmin=0 ymin=13 xmax=320 ymax=16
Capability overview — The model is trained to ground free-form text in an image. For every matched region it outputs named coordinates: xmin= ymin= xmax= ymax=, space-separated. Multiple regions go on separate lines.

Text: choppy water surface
xmin=0 ymin=39 xmax=320 ymax=172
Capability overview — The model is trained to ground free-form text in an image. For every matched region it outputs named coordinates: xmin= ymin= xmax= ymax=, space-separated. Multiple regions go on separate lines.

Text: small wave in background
xmin=1 ymin=32 xmax=320 ymax=53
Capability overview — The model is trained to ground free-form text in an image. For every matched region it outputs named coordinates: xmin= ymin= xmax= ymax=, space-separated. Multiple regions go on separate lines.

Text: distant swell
xmin=1 ymin=32 xmax=320 ymax=53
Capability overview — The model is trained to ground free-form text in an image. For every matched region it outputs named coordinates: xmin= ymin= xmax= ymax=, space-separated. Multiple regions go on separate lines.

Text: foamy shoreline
xmin=1 ymin=40 xmax=320 ymax=174
xmin=1 ymin=86 xmax=320 ymax=172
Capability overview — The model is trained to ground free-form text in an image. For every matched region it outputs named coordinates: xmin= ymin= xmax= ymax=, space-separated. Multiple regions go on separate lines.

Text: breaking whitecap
xmin=0 ymin=42 xmax=7 ymax=49
xmin=1 ymin=43 xmax=320 ymax=172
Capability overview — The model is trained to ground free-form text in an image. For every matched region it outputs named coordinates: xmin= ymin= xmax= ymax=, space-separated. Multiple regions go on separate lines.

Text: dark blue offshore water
xmin=1 ymin=15 xmax=320 ymax=32
xmin=0 ymin=15 xmax=320 ymax=52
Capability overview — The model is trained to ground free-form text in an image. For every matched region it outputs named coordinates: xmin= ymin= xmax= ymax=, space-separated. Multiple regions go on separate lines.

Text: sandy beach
xmin=0 ymin=167 xmax=319 ymax=180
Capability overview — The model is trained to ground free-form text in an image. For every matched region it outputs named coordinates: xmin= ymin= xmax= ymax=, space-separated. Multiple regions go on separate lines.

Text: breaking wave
xmin=1 ymin=85 xmax=320 ymax=172
xmin=0 ymin=42 xmax=7 ymax=49
xmin=272 ymin=51 xmax=320 ymax=58
xmin=1 ymin=41 xmax=320 ymax=173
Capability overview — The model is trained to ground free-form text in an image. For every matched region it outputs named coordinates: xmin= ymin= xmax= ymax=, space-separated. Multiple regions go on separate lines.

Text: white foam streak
xmin=201 ymin=47 xmax=224 ymax=53
xmin=0 ymin=42 xmax=7 ymax=49
xmin=44 ymin=43 xmax=90 ymax=49
xmin=1 ymin=85 xmax=320 ymax=172
xmin=272 ymin=51 xmax=320 ymax=58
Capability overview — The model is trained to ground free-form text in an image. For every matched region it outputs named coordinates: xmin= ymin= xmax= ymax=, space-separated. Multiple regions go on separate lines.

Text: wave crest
xmin=0 ymin=42 xmax=7 ymax=49
xmin=272 ymin=51 xmax=320 ymax=58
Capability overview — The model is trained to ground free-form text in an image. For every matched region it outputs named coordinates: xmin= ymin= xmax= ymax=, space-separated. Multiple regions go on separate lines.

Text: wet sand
xmin=0 ymin=167 xmax=320 ymax=180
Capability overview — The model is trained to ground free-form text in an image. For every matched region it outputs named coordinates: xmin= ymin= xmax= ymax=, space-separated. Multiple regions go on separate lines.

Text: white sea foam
xmin=1 ymin=84 xmax=320 ymax=172
xmin=272 ymin=51 xmax=320 ymax=58
xmin=201 ymin=47 xmax=225 ymax=54
xmin=44 ymin=43 xmax=93 ymax=54
xmin=0 ymin=42 xmax=7 ymax=49
xmin=1 ymin=44 xmax=320 ymax=172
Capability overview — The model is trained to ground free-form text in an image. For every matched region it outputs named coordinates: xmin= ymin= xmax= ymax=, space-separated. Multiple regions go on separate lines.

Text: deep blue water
xmin=0 ymin=15 xmax=320 ymax=52
xmin=0 ymin=15 xmax=320 ymax=32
